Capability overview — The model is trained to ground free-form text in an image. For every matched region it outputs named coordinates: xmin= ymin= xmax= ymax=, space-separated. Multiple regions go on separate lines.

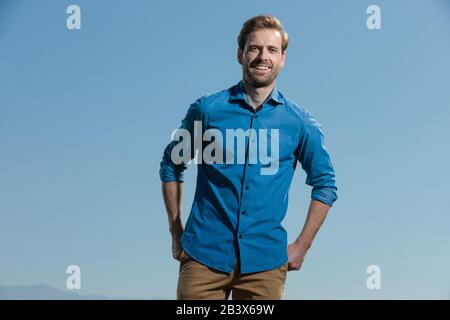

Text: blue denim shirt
xmin=160 ymin=81 xmax=337 ymax=273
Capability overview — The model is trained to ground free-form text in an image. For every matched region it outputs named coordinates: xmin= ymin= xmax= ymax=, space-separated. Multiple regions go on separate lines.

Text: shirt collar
xmin=228 ymin=80 xmax=284 ymax=106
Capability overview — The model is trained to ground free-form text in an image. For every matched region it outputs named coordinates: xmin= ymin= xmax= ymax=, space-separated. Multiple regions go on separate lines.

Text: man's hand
xmin=170 ymin=217 xmax=184 ymax=261
xmin=287 ymin=241 xmax=309 ymax=271
xmin=171 ymin=236 xmax=183 ymax=261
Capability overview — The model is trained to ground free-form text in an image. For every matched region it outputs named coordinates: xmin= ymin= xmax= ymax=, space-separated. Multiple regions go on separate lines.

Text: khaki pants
xmin=177 ymin=250 xmax=288 ymax=300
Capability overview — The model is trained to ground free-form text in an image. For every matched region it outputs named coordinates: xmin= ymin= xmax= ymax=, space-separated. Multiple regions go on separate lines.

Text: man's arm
xmin=291 ymin=110 xmax=338 ymax=270
xmin=159 ymin=100 xmax=204 ymax=261
xmin=162 ymin=181 xmax=184 ymax=261
xmin=288 ymin=199 xmax=330 ymax=271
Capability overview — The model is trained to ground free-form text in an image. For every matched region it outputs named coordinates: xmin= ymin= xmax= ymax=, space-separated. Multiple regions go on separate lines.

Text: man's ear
xmin=280 ymin=50 xmax=287 ymax=68
xmin=237 ymin=48 xmax=243 ymax=65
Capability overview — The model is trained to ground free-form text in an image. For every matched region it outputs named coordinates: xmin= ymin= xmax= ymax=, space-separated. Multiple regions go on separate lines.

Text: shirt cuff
xmin=311 ymin=186 xmax=338 ymax=207
xmin=159 ymin=163 xmax=184 ymax=183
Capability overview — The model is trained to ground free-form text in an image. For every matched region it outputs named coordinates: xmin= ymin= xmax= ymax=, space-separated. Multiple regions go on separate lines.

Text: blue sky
xmin=1 ymin=0 xmax=450 ymax=299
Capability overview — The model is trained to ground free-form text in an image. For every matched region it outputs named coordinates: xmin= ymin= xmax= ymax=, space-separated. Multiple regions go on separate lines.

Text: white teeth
xmin=254 ymin=65 xmax=269 ymax=70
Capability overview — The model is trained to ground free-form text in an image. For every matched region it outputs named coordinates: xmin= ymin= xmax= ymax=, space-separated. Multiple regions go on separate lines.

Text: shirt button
xmin=242 ymin=211 xmax=247 ymax=215
xmin=239 ymin=234 xmax=243 ymax=239
xmin=245 ymin=186 xmax=249 ymax=190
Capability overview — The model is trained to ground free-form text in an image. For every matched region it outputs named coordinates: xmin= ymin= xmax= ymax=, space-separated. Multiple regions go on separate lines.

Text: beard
xmin=242 ymin=61 xmax=280 ymax=88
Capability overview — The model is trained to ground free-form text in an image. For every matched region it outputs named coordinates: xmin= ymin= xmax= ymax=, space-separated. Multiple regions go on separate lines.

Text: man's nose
xmin=257 ymin=48 xmax=270 ymax=61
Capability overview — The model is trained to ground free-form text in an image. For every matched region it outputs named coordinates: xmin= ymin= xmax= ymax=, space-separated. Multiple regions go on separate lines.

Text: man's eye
xmin=269 ymin=48 xmax=278 ymax=53
xmin=248 ymin=47 xmax=258 ymax=52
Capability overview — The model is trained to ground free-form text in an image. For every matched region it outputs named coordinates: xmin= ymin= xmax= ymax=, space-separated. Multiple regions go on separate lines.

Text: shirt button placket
xmin=236 ymin=112 xmax=257 ymax=270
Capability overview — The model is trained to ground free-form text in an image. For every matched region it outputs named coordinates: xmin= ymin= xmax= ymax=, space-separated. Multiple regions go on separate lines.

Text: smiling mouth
xmin=251 ymin=64 xmax=271 ymax=71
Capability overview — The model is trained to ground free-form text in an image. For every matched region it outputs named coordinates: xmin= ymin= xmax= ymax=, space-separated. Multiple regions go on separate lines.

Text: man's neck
xmin=242 ymin=80 xmax=276 ymax=111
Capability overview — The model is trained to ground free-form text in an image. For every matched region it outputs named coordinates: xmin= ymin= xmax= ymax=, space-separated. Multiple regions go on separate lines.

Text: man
xmin=159 ymin=15 xmax=338 ymax=300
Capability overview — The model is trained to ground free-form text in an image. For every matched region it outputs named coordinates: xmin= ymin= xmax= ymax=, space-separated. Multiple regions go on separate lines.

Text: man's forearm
xmin=162 ymin=181 xmax=185 ymax=260
xmin=161 ymin=181 xmax=184 ymax=236
xmin=295 ymin=199 xmax=330 ymax=248
xmin=288 ymin=199 xmax=331 ymax=270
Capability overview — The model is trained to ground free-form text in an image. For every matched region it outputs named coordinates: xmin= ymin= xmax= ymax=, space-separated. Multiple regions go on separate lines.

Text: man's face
xmin=238 ymin=28 xmax=286 ymax=88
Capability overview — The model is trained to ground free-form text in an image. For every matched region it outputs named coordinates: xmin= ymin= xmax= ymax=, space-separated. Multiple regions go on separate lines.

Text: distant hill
xmin=0 ymin=284 xmax=115 ymax=300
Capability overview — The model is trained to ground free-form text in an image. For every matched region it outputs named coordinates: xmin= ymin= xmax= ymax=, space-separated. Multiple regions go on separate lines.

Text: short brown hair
xmin=237 ymin=15 xmax=289 ymax=52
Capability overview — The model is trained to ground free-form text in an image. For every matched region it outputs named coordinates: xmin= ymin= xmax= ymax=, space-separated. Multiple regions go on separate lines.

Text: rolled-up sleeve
xmin=297 ymin=110 xmax=338 ymax=207
xmin=159 ymin=100 xmax=205 ymax=183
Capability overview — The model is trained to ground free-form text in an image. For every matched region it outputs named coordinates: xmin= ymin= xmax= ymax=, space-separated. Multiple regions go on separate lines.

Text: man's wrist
xmin=169 ymin=217 xmax=183 ymax=236
xmin=294 ymin=237 xmax=312 ymax=251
